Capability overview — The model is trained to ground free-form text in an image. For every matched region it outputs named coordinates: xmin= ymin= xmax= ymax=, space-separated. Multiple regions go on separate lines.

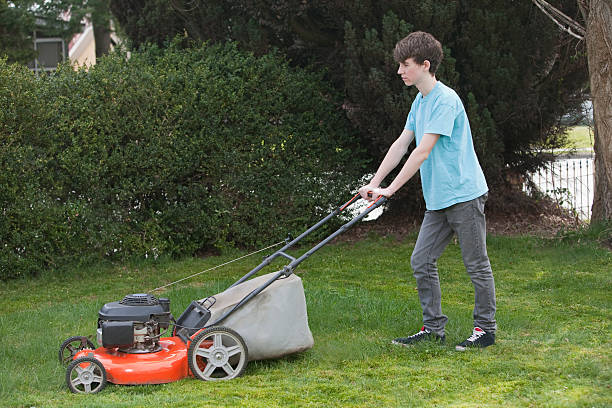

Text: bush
xmin=0 ymin=42 xmax=366 ymax=279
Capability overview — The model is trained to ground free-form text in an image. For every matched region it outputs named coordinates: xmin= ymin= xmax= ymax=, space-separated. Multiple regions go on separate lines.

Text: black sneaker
xmin=392 ymin=326 xmax=445 ymax=346
xmin=455 ymin=327 xmax=495 ymax=351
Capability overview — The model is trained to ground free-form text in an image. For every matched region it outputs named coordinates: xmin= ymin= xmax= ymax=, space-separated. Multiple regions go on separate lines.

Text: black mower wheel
xmin=188 ymin=326 xmax=248 ymax=381
xmin=66 ymin=356 xmax=107 ymax=394
xmin=59 ymin=336 xmax=95 ymax=365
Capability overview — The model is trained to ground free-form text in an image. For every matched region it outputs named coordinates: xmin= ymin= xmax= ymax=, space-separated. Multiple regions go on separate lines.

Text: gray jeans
xmin=410 ymin=194 xmax=496 ymax=336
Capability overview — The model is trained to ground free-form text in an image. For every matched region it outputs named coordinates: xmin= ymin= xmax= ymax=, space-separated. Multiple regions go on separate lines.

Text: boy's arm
xmin=359 ymin=128 xmax=415 ymax=199
xmin=364 ymin=132 xmax=440 ymax=200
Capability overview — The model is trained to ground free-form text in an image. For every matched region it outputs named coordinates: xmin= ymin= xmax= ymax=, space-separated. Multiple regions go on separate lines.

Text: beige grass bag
xmin=201 ymin=272 xmax=314 ymax=361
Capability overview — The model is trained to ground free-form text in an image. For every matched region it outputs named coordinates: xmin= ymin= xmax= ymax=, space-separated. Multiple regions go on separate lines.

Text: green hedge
xmin=0 ymin=42 xmax=366 ymax=279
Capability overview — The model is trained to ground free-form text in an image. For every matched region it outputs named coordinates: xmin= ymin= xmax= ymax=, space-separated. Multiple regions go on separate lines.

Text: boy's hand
xmin=368 ymin=188 xmax=393 ymax=201
xmin=359 ymin=184 xmax=378 ymax=201
xmin=359 ymin=185 xmax=394 ymax=201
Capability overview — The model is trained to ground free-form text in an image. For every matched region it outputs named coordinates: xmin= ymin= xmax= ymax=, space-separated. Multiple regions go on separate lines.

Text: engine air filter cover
xmin=120 ymin=294 xmax=159 ymax=306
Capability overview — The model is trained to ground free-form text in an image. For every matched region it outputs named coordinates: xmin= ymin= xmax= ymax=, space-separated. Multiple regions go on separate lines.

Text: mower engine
xmin=97 ymin=294 xmax=173 ymax=353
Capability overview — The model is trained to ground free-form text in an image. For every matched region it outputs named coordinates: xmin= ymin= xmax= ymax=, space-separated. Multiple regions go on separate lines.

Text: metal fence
xmin=525 ymin=157 xmax=594 ymax=220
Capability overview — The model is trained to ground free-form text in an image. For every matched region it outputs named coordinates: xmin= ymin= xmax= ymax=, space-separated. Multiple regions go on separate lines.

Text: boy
xmin=359 ymin=31 xmax=496 ymax=351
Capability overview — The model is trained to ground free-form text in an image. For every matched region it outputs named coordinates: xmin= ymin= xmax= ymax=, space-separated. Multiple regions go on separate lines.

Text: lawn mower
xmin=59 ymin=193 xmax=386 ymax=394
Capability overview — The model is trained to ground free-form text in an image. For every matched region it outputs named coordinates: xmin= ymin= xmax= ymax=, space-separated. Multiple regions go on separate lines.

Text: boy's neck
xmin=417 ymin=74 xmax=437 ymax=97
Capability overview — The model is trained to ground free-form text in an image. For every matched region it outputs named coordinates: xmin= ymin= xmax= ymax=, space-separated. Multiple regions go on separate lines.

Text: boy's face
xmin=397 ymin=58 xmax=430 ymax=86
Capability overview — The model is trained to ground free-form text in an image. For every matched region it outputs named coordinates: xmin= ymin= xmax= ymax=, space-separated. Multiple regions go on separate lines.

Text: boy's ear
xmin=423 ymin=60 xmax=431 ymax=72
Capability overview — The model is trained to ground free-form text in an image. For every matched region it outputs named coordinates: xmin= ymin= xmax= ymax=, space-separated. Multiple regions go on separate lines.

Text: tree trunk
xmin=581 ymin=0 xmax=612 ymax=222
xmin=93 ymin=23 xmax=112 ymax=58
xmin=92 ymin=0 xmax=112 ymax=59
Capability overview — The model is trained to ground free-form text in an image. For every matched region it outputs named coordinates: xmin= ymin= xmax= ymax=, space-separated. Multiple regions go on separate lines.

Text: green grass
xmin=567 ymin=126 xmax=594 ymax=150
xmin=1 ymin=235 xmax=610 ymax=407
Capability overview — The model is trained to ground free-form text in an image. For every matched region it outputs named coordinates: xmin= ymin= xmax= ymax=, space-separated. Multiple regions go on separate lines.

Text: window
xmin=28 ymin=37 xmax=66 ymax=73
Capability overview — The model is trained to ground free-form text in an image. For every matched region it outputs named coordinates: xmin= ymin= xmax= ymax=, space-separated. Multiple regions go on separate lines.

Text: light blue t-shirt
xmin=405 ymin=81 xmax=488 ymax=210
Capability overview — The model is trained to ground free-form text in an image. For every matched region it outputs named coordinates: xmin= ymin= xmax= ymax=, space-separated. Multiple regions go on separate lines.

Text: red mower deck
xmin=73 ymin=337 xmax=194 ymax=384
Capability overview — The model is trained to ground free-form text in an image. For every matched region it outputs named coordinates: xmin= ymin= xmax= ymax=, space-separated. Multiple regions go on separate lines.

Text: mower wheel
xmin=66 ymin=356 xmax=107 ymax=394
xmin=59 ymin=336 xmax=95 ymax=365
xmin=188 ymin=326 xmax=248 ymax=381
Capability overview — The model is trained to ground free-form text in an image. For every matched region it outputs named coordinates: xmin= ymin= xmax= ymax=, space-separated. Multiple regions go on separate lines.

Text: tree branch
xmin=531 ymin=0 xmax=586 ymax=40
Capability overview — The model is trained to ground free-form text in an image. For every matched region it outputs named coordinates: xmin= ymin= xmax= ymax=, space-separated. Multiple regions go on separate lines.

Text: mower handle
xmin=282 ymin=194 xmax=386 ymax=273
xmin=228 ymin=194 xmax=386 ymax=288
xmin=229 ymin=192 xmax=379 ymax=288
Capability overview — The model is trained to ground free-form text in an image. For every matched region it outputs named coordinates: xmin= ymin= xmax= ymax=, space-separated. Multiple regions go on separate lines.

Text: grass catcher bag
xmin=201 ymin=272 xmax=314 ymax=361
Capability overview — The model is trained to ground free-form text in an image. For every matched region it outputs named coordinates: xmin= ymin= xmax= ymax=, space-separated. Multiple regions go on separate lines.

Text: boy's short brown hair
xmin=394 ymin=31 xmax=443 ymax=75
